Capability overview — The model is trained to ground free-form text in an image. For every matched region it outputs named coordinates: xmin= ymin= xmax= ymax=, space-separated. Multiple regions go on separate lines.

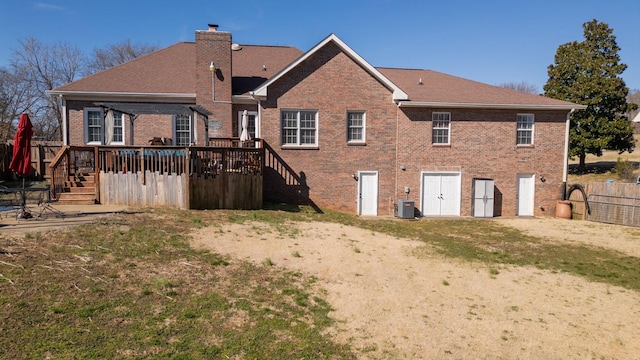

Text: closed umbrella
xmin=239 ymin=110 xmax=250 ymax=143
xmin=9 ymin=113 xmax=34 ymax=218
xmin=105 ymin=109 xmax=114 ymax=145
xmin=9 ymin=113 xmax=33 ymax=176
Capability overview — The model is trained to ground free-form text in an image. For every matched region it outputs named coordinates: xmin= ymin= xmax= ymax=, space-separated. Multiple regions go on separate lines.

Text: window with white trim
xmin=174 ymin=114 xmax=192 ymax=146
xmin=85 ymin=108 xmax=102 ymax=144
xmin=347 ymin=111 xmax=365 ymax=143
xmin=516 ymin=114 xmax=534 ymax=145
xmin=281 ymin=110 xmax=318 ymax=146
xmin=83 ymin=108 xmax=125 ymax=145
xmin=432 ymin=112 xmax=451 ymax=144
xmin=112 ymin=111 xmax=124 ymax=144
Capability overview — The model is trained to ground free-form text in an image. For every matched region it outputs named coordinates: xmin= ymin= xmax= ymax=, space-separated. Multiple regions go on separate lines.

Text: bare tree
xmin=498 ymin=81 xmax=539 ymax=94
xmin=0 ymin=38 xmax=158 ymax=141
xmin=10 ymin=38 xmax=87 ymax=141
xmin=627 ymin=88 xmax=640 ymax=120
xmin=0 ymin=66 xmax=38 ymax=142
xmin=86 ymin=39 xmax=159 ymax=74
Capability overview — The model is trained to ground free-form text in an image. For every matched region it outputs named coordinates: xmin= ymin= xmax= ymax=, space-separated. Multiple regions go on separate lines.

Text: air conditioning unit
xmin=397 ymin=200 xmax=415 ymax=219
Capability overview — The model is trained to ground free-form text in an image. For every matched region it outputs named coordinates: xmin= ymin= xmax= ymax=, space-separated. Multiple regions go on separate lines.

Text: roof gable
xmin=252 ymin=34 xmax=408 ymax=102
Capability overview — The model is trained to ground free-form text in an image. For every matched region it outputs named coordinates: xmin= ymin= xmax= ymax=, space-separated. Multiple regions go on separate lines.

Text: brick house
xmin=50 ymin=24 xmax=584 ymax=217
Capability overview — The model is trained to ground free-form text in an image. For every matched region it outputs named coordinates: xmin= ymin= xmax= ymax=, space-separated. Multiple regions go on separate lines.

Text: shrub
xmin=613 ymin=158 xmax=637 ymax=182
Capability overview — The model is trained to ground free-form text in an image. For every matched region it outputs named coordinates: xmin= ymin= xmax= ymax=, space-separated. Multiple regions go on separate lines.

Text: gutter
xmin=47 ymin=90 xmax=196 ymax=102
xmin=396 ymin=101 xmax=586 ymax=111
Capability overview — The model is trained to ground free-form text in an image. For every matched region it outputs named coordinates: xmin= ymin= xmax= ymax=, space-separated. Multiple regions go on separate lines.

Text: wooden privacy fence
xmin=571 ymin=182 xmax=640 ymax=227
xmin=0 ymin=144 xmax=9 ymax=180
xmin=1 ymin=142 xmax=62 ymax=181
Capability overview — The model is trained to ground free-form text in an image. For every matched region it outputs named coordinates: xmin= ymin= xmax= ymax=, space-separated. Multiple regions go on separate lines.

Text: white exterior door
xmin=422 ymin=172 xmax=461 ymax=216
xmin=358 ymin=171 xmax=378 ymax=216
xmin=517 ymin=174 xmax=535 ymax=216
xmin=237 ymin=111 xmax=258 ymax=138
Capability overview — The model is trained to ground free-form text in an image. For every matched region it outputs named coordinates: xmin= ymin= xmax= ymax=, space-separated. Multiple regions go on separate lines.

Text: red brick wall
xmin=196 ymin=28 xmax=232 ymax=138
xmin=260 ymin=42 xmax=399 ymax=214
xmin=396 ymin=108 xmax=567 ymax=216
xmin=67 ymin=100 xmax=91 ymax=145
xmin=259 ymin=41 xmax=569 ymax=216
xmin=65 ymin=100 xmax=208 ymax=146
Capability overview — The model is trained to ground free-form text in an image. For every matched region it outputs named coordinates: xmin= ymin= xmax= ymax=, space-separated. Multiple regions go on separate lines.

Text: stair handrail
xmin=48 ymin=145 xmax=70 ymax=201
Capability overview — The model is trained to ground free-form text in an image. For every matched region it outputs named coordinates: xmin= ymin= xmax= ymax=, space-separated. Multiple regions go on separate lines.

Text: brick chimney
xmin=196 ymin=24 xmax=232 ymax=137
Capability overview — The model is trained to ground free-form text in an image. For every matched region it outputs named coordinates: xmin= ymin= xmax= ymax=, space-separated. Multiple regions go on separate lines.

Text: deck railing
xmin=49 ymin=139 xmax=265 ymax=204
xmin=49 ymin=145 xmax=98 ymax=201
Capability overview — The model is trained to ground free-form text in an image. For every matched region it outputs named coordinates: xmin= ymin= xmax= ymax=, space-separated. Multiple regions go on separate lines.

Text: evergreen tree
xmin=544 ymin=19 xmax=636 ymax=172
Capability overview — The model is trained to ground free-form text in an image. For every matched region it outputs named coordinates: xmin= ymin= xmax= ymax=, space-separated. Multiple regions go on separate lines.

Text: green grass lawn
xmin=1 ymin=206 xmax=639 ymax=358
xmin=568 ymin=134 xmax=640 ymax=184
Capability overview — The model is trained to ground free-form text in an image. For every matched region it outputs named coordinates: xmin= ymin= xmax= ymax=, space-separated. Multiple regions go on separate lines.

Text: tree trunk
xmin=579 ymin=153 xmax=587 ymax=173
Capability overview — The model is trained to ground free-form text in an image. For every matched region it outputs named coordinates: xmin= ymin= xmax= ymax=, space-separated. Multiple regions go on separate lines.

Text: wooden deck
xmin=49 ymin=139 xmax=264 ymax=210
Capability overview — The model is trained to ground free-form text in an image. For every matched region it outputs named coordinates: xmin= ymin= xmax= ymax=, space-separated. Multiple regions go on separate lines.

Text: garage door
xmin=422 ymin=172 xmax=461 ymax=216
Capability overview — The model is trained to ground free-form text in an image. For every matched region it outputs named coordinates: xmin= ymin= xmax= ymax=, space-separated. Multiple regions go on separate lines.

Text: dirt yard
xmin=191 ymin=217 xmax=640 ymax=359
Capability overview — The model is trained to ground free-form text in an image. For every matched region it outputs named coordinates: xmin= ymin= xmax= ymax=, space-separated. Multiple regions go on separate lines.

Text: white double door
xmin=422 ymin=172 xmax=461 ymax=216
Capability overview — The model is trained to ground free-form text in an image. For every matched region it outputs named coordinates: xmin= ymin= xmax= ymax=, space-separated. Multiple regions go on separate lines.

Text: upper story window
xmin=174 ymin=114 xmax=192 ymax=146
xmin=281 ymin=110 xmax=318 ymax=146
xmin=347 ymin=111 xmax=366 ymax=143
xmin=516 ymin=114 xmax=534 ymax=145
xmin=432 ymin=112 xmax=451 ymax=145
xmin=84 ymin=108 xmax=125 ymax=145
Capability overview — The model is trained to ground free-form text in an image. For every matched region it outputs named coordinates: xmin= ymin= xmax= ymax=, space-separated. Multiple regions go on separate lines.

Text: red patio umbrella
xmin=9 ymin=113 xmax=34 ymax=176
xmin=9 ymin=113 xmax=34 ymax=218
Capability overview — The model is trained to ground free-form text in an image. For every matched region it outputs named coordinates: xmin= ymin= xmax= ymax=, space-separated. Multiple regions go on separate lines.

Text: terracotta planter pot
xmin=555 ymin=200 xmax=572 ymax=219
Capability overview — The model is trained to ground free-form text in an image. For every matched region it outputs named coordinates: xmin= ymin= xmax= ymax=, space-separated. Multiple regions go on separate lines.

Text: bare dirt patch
xmin=496 ymin=217 xmax=640 ymax=258
xmin=191 ymin=219 xmax=640 ymax=359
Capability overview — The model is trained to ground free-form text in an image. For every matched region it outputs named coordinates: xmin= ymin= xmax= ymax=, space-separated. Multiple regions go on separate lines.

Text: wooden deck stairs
xmin=55 ymin=172 xmax=97 ymax=205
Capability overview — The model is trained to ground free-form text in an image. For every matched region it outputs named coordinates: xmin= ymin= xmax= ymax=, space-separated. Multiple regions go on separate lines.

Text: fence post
xmin=140 ymin=146 xmax=146 ymax=185
xmin=94 ymin=146 xmax=100 ymax=203
xmin=185 ymin=147 xmax=190 ymax=209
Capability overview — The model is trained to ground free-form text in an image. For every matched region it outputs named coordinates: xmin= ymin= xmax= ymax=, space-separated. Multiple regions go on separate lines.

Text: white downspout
xmin=60 ymin=96 xmax=68 ymax=145
xmin=394 ymin=102 xmax=400 ymax=214
xmin=562 ymin=109 xmax=575 ymax=200
xmin=256 ymin=100 xmax=262 ymax=139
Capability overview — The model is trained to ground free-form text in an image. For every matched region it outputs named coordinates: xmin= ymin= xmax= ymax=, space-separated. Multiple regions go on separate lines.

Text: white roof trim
xmin=232 ymin=95 xmax=258 ymax=104
xmin=252 ymin=34 xmax=408 ymax=102
xmin=397 ymin=101 xmax=587 ymax=110
xmin=47 ymin=90 xmax=195 ymax=102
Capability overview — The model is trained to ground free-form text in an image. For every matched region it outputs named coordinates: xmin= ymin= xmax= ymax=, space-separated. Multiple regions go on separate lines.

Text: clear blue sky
xmin=1 ymin=0 xmax=638 ymax=92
